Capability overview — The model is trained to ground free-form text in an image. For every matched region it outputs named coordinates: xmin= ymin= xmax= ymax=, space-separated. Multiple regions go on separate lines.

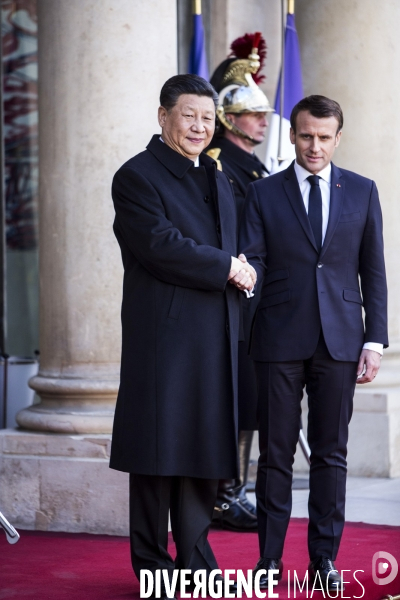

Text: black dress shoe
xmin=253 ymin=557 xmax=283 ymax=589
xmin=308 ymin=556 xmax=343 ymax=592
xmin=237 ymin=487 xmax=257 ymax=517
xmin=212 ymin=497 xmax=257 ymax=531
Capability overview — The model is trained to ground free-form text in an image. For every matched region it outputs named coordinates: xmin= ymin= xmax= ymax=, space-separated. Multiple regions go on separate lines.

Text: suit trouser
xmin=255 ymin=333 xmax=358 ymax=561
xmin=129 ymin=474 xmax=219 ymax=583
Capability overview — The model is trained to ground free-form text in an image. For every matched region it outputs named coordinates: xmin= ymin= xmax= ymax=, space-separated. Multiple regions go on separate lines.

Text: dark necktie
xmin=307 ymin=175 xmax=323 ymax=251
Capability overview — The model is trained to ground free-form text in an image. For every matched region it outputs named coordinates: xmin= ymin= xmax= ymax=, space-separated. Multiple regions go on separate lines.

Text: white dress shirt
xmin=294 ymin=161 xmax=383 ymax=356
xmin=294 ymin=161 xmax=331 ymax=244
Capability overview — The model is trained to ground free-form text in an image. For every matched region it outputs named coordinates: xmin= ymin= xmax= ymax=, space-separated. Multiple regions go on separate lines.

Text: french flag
xmin=265 ymin=11 xmax=303 ymax=174
xmin=188 ymin=1 xmax=209 ymax=81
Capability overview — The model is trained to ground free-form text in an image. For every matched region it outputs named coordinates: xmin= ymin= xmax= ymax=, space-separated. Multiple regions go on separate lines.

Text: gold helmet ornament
xmin=210 ymin=32 xmax=274 ymax=142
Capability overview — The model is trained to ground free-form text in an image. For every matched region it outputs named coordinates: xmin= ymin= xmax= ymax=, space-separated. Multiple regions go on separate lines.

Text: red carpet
xmin=1 ymin=519 xmax=399 ymax=600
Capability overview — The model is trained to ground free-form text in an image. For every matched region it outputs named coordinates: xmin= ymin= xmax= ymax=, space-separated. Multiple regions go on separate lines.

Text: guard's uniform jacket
xmin=207 ymin=136 xmax=268 ymax=227
xmin=206 ymin=136 xmax=268 ymax=430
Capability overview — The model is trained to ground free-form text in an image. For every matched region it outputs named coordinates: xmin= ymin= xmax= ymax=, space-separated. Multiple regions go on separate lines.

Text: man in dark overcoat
xmin=110 ymin=74 xmax=256 ymax=597
xmin=239 ymin=95 xmax=388 ymax=592
xmin=206 ymin=32 xmax=273 ymax=532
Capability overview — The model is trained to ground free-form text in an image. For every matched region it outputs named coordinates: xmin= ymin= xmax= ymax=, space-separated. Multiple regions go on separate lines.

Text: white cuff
xmin=363 ymin=342 xmax=383 ymax=356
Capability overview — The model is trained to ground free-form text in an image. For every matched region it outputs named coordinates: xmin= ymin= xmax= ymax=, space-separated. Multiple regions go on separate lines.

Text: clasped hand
xmin=228 ymin=254 xmax=257 ymax=291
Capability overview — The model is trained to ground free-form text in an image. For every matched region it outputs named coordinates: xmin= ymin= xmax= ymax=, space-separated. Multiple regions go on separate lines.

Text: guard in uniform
xmin=206 ymin=33 xmax=274 ymax=531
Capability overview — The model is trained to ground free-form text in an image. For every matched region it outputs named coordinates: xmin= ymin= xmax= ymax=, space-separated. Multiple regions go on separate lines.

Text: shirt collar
xmin=159 ymin=136 xmax=199 ymax=167
xmin=294 ymin=160 xmax=332 ymax=185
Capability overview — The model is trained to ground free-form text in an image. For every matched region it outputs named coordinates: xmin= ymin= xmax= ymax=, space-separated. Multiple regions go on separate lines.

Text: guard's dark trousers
xmin=129 ymin=474 xmax=219 ymax=581
xmin=255 ymin=333 xmax=358 ymax=560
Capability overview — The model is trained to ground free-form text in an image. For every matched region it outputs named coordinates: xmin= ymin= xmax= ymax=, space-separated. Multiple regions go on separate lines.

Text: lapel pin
xmin=336 ymin=183 xmax=341 ymax=188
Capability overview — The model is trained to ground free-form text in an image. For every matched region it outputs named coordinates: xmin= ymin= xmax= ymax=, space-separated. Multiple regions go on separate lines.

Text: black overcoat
xmin=110 ymin=135 xmax=240 ymax=478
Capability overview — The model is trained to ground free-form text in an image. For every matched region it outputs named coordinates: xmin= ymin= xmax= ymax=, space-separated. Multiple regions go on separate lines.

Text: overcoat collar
xmin=283 ymin=160 xmax=344 ymax=255
xmin=146 ymin=134 xmax=217 ymax=179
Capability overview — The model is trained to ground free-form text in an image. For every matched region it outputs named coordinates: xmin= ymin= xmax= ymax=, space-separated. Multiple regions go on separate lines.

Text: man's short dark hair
xmin=160 ymin=74 xmax=219 ymax=111
xmin=290 ymin=95 xmax=344 ymax=133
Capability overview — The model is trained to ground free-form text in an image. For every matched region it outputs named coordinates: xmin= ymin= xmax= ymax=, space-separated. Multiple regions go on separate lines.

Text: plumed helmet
xmin=210 ymin=32 xmax=274 ymax=141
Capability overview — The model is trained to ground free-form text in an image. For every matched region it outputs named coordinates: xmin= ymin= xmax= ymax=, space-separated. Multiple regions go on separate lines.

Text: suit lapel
xmin=283 ymin=162 xmax=318 ymax=252
xmin=320 ymin=163 xmax=344 ymax=259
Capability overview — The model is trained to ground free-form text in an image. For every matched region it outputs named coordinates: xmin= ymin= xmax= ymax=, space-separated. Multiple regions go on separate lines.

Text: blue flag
xmin=265 ymin=12 xmax=303 ymax=173
xmin=188 ymin=13 xmax=209 ymax=80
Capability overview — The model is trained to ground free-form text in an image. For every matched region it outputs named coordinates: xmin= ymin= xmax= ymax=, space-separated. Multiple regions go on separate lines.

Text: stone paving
xmin=248 ymin=476 xmax=400 ymax=526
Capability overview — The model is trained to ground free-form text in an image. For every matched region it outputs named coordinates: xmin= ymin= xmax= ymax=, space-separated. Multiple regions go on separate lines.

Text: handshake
xmin=228 ymin=254 xmax=257 ymax=292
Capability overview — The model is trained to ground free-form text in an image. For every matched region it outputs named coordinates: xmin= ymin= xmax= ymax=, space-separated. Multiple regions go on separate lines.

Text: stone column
xmin=293 ymin=0 xmax=400 ymax=476
xmin=16 ymin=0 xmax=177 ymax=434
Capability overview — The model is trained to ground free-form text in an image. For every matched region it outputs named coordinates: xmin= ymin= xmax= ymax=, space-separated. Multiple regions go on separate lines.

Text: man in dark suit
xmin=239 ymin=95 xmax=388 ymax=591
xmin=110 ymin=74 xmax=256 ymax=598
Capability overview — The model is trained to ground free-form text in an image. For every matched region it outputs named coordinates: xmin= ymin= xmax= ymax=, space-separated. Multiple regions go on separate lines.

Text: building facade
xmin=0 ymin=0 xmax=399 ymax=534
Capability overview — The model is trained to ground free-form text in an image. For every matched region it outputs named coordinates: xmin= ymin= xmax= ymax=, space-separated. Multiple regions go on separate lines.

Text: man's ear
xmin=335 ymin=130 xmax=342 ymax=148
xmin=158 ymin=106 xmax=167 ymax=128
xmin=290 ymin=127 xmax=296 ymax=145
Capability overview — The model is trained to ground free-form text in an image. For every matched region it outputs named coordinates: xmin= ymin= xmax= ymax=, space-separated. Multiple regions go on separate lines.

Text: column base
xmin=0 ymin=429 xmax=128 ymax=535
xmin=17 ymin=373 xmax=118 ymax=434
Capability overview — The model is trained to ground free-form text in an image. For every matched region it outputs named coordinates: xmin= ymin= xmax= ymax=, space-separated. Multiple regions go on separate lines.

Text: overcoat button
xmin=317 ymin=263 xmax=323 ymax=268
xmin=204 ymin=196 xmax=210 ymax=203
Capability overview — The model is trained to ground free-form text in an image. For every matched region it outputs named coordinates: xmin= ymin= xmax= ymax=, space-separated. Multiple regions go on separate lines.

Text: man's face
xmin=290 ymin=110 xmax=342 ymax=174
xmin=227 ymin=111 xmax=269 ymax=144
xmin=158 ymin=94 xmax=215 ymax=160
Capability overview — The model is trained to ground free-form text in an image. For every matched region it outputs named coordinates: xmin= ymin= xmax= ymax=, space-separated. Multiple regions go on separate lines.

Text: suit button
xmin=317 ymin=263 xmax=323 ymax=268
xmin=204 ymin=196 xmax=210 ymax=203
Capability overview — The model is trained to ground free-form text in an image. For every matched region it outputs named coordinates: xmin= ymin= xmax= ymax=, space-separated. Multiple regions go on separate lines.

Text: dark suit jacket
xmin=239 ymin=161 xmax=388 ymax=362
xmin=110 ymin=135 xmax=240 ymax=478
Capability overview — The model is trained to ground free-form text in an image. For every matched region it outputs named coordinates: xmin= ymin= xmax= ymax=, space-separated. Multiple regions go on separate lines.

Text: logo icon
xmin=372 ymin=551 xmax=398 ymax=585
